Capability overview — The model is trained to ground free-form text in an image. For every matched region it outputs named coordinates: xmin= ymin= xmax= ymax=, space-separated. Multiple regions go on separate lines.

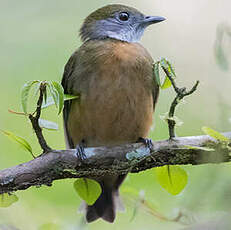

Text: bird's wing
xmin=61 ymin=52 xmax=78 ymax=149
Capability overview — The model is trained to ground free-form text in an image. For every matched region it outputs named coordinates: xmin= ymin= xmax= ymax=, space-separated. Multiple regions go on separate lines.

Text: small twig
xmin=28 ymin=83 xmax=52 ymax=153
xmin=162 ymin=66 xmax=199 ymax=139
xmin=8 ymin=109 xmax=26 ymax=116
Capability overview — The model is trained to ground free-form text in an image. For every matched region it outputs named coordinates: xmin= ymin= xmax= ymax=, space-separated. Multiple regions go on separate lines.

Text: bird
xmin=61 ymin=4 xmax=165 ymax=223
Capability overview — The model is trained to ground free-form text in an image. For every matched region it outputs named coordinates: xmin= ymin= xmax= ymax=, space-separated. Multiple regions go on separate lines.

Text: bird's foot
xmin=75 ymin=140 xmax=87 ymax=161
xmin=137 ymin=137 xmax=154 ymax=151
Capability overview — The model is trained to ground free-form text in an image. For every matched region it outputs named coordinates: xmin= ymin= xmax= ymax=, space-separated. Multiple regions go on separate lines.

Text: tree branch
xmin=1 ymin=132 xmax=231 ymax=194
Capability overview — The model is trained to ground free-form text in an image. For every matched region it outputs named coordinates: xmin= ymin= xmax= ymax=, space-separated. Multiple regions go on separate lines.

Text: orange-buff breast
xmin=67 ymin=39 xmax=158 ymax=147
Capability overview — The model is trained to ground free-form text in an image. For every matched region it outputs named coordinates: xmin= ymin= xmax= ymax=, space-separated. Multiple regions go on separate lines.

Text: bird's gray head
xmin=80 ymin=4 xmax=165 ymax=43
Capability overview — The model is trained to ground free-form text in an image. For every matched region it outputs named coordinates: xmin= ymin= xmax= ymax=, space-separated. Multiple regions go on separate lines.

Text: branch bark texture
xmin=0 ymin=133 xmax=231 ymax=194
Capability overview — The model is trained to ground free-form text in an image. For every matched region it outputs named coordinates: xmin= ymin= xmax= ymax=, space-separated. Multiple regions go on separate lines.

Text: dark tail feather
xmin=85 ymin=175 xmax=127 ymax=223
xmin=86 ymin=185 xmax=115 ymax=223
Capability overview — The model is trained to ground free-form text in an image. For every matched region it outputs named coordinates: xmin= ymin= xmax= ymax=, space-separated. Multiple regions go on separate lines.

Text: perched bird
xmin=61 ymin=4 xmax=165 ymax=223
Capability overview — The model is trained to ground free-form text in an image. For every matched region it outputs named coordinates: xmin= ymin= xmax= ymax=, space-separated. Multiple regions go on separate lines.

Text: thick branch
xmin=0 ymin=133 xmax=231 ymax=194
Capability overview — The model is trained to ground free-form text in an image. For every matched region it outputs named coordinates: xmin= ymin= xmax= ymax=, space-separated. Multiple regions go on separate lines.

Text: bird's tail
xmin=85 ymin=175 xmax=126 ymax=223
xmin=86 ymin=185 xmax=115 ymax=222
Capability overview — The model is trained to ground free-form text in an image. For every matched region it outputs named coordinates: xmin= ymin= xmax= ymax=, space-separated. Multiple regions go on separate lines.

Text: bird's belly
xmin=68 ymin=78 xmax=153 ymax=147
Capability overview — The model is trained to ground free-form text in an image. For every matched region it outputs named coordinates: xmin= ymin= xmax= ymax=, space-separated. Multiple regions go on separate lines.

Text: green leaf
xmin=21 ymin=80 xmax=39 ymax=114
xmin=166 ymin=60 xmax=177 ymax=78
xmin=161 ymin=77 xmax=172 ymax=89
xmin=153 ymin=62 xmax=161 ymax=86
xmin=155 ymin=165 xmax=188 ymax=195
xmin=38 ymin=223 xmax=60 ymax=230
xmin=73 ymin=178 xmax=102 ymax=205
xmin=52 ymin=81 xmax=64 ymax=114
xmin=42 ymin=94 xmax=79 ymax=109
xmin=64 ymin=94 xmax=80 ymax=101
xmin=160 ymin=58 xmax=176 ymax=77
xmin=160 ymin=58 xmax=177 ymax=89
xmin=1 ymin=130 xmax=33 ymax=155
xmin=202 ymin=126 xmax=229 ymax=142
xmin=47 ymin=82 xmax=64 ymax=114
xmin=33 ymin=80 xmax=42 ymax=97
xmin=38 ymin=119 xmax=58 ymax=131
xmin=0 ymin=193 xmax=19 ymax=208
xmin=48 ymin=83 xmax=59 ymax=110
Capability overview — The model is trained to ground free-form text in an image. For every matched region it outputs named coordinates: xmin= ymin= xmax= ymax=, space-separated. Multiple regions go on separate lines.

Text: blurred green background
xmin=0 ymin=0 xmax=231 ymax=229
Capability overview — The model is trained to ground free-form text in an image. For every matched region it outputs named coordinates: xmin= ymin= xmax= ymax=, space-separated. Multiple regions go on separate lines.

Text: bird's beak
xmin=143 ymin=16 xmax=166 ymax=25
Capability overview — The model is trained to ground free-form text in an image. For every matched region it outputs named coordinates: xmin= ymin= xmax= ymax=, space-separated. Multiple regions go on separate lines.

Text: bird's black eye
xmin=119 ymin=12 xmax=129 ymax=21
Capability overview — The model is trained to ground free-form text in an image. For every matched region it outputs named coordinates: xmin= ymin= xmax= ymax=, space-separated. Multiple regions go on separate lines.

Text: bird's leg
xmin=137 ymin=137 xmax=154 ymax=151
xmin=75 ymin=139 xmax=87 ymax=161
